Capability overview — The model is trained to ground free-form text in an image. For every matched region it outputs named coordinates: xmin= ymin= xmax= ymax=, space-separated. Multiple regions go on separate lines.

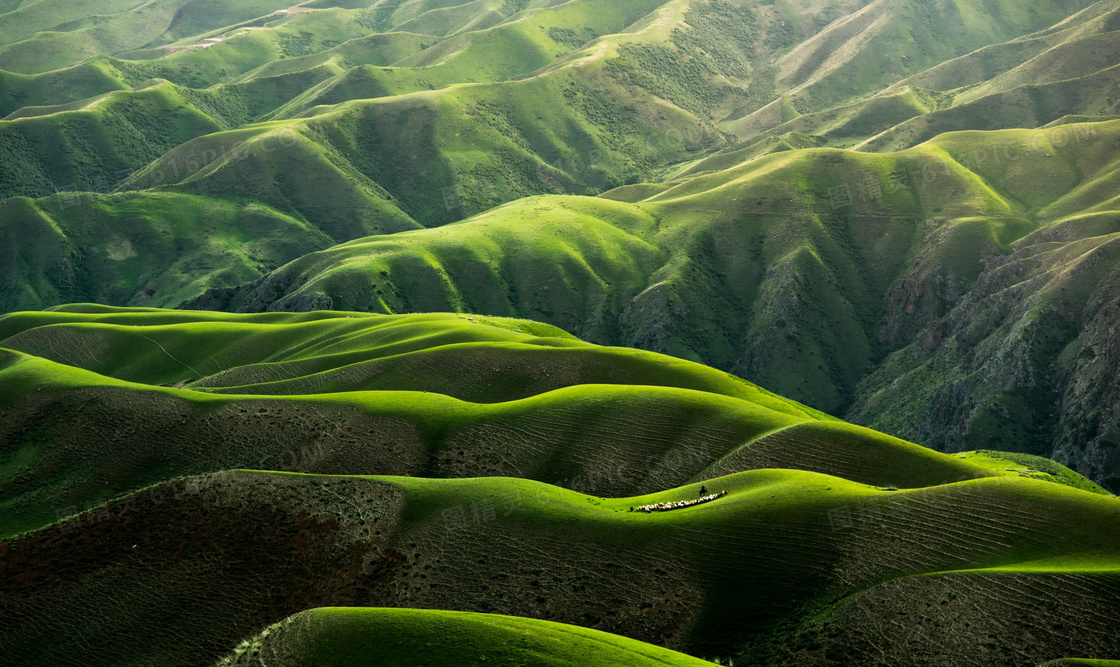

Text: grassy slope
xmin=2 ymin=0 xmax=1104 ymax=312
xmin=13 ymin=306 xmax=1088 ymax=538
xmin=0 ymin=0 xmax=358 ymax=74
xmin=0 ymin=80 xmax=223 ymax=199
xmin=218 ymin=608 xmax=716 ymax=667
xmin=2 ymin=0 xmax=1104 ymax=224
xmin=0 ymin=191 xmax=341 ymax=313
xmin=216 ymin=122 xmax=1104 ymax=400
xmin=0 ymin=468 xmax=1117 ymax=665
xmin=0 ymin=62 xmax=130 ymax=119
xmin=264 ymin=0 xmax=672 ymax=118
xmin=210 ymin=119 xmax=1120 ymax=488
xmin=690 ymin=0 xmax=1120 ymax=166
xmin=120 ymin=72 xmax=713 ymax=229
xmin=857 ymin=64 xmax=1120 ymax=152
xmin=0 ymin=0 xmax=886 ymax=237
xmin=0 ymin=19 xmax=431 ymax=119
xmin=848 ymin=123 xmax=1120 ymax=486
xmin=112 ymin=0 xmax=728 ymax=229
xmin=722 ymin=0 xmax=1090 ymax=136
xmin=0 ymin=4 xmax=1117 ymax=665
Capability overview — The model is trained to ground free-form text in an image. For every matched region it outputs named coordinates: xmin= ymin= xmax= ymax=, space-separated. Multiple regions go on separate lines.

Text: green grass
xmin=185 ymin=118 xmax=1120 ymax=491
xmin=1 ymin=3 xmax=1119 ymax=665
xmin=0 ymin=80 xmax=223 ymax=199
xmin=0 ymin=190 xmax=339 ymax=312
xmin=724 ymin=0 xmax=1092 ymax=138
xmin=219 ymin=607 xmax=716 ymax=666
xmin=3 ymin=466 xmax=1118 ymax=664
xmin=0 ymin=306 xmax=1107 ymax=540
xmin=0 ymin=0 xmax=344 ymax=74
xmin=6 ymin=93 xmax=1115 ymax=488
xmin=120 ymin=61 xmax=713 ymax=228
xmin=215 ymin=123 xmax=1120 ymax=412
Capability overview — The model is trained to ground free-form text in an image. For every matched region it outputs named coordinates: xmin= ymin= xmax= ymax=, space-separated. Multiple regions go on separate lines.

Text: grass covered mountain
xmin=195 ymin=118 xmax=1120 ymax=490
xmin=3 ymin=1 xmax=1120 ymax=664
xmin=2 ymin=0 xmax=1118 ymax=489
xmin=0 ymin=307 xmax=1116 ymax=666
xmin=0 ymin=304 xmax=982 ymax=538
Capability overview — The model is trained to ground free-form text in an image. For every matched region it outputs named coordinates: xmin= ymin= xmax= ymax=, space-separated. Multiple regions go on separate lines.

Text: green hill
xmin=0 ymin=309 xmax=1110 ymax=666
xmin=0 ymin=0 xmax=349 ymax=74
xmin=1 ymin=466 xmax=1117 ymax=665
xmin=4 ymin=0 xmax=1112 ymax=295
xmin=8 ymin=0 xmax=1085 ymax=236
xmin=720 ymin=0 xmax=1092 ymax=139
xmin=0 ymin=191 xmax=345 ymax=313
xmin=192 ymin=119 xmax=1120 ymax=490
xmin=15 ymin=306 xmax=1096 ymax=539
xmin=0 ymin=80 xmax=225 ymax=199
xmin=2 ymin=3 xmax=1120 ymax=664
xmin=217 ymin=608 xmax=716 ymax=666
xmin=680 ymin=0 xmax=1120 ymax=169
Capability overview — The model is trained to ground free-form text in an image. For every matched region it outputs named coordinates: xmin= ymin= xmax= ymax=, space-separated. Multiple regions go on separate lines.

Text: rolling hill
xmin=217 ymin=608 xmax=717 ymax=666
xmin=1 ymin=467 xmax=1117 ymax=665
xmin=3 ymin=304 xmax=1055 ymax=539
xmin=186 ymin=118 xmax=1120 ymax=491
xmin=2 ymin=0 xmax=1117 ymax=488
xmin=0 ymin=306 xmax=1115 ymax=665
xmin=3 ymin=1 xmax=1120 ymax=664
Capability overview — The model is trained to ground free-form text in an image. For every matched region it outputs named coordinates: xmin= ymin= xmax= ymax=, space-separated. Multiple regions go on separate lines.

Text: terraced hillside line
xmin=0 ymin=357 xmax=808 ymax=535
xmin=1 ymin=307 xmax=1108 ymax=538
xmin=755 ymin=570 xmax=1120 ymax=665
xmin=1 ymin=470 xmax=1118 ymax=665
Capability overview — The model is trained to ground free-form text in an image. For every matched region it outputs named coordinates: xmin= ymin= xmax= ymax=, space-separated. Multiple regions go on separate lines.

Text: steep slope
xmin=685 ymin=0 xmax=1120 ymax=170
xmin=2 ymin=0 xmax=1104 ymax=286
xmin=721 ymin=0 xmax=1092 ymax=139
xmin=117 ymin=70 xmax=717 ymax=228
xmin=0 ymin=191 xmax=352 ymax=313
xmin=0 ymin=80 xmax=223 ymax=199
xmin=140 ymin=0 xmax=1077 ymax=230
xmin=0 ymin=309 xmax=1113 ymax=666
xmin=2 ymin=3 xmax=1119 ymax=666
xmin=0 ymin=62 xmax=131 ymax=119
xmin=197 ymin=119 xmax=1120 ymax=489
xmin=0 ymin=0 xmax=363 ymax=74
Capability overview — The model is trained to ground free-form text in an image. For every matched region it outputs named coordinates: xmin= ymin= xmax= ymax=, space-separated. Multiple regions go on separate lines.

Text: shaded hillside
xmin=15 ymin=306 xmax=1093 ymax=539
xmin=2 ymin=0 xmax=1112 ymax=315
xmin=0 ymin=309 xmax=1113 ymax=667
xmin=0 ymin=81 xmax=223 ymax=199
xmin=2 ymin=3 xmax=1120 ymax=666
xmin=690 ymin=0 xmax=1120 ymax=167
xmin=0 ymin=191 xmax=352 ymax=313
xmin=195 ymin=119 xmax=1120 ymax=489
xmin=1 ymin=468 xmax=1117 ymax=665
xmin=217 ymin=608 xmax=715 ymax=666
xmin=4 ymin=0 xmax=1086 ymax=234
